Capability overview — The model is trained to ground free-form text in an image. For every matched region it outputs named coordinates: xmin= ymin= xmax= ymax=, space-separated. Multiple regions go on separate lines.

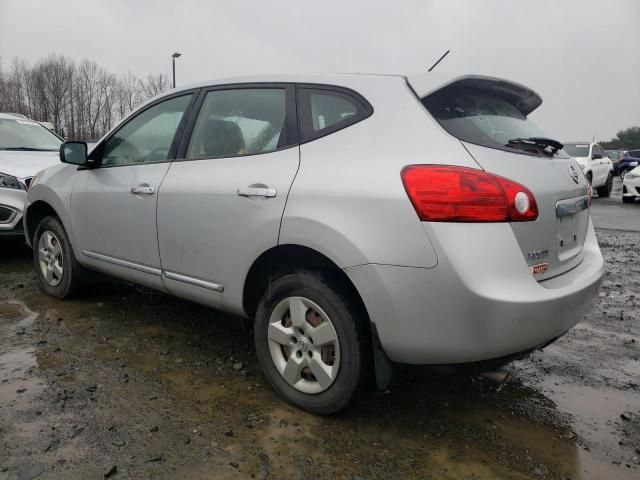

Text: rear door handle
xmin=237 ymin=186 xmax=277 ymax=198
xmin=131 ymin=184 xmax=155 ymax=195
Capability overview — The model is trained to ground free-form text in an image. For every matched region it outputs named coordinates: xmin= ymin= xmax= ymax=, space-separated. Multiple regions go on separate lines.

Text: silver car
xmin=0 ymin=113 xmax=62 ymax=237
xmin=25 ymin=73 xmax=605 ymax=414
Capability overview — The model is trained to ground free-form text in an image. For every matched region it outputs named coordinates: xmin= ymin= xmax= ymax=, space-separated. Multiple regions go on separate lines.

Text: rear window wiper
xmin=0 ymin=147 xmax=59 ymax=151
xmin=506 ymin=137 xmax=563 ymax=155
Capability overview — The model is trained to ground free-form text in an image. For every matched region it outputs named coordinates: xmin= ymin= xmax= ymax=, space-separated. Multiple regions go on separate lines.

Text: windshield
xmin=422 ymin=87 xmax=567 ymax=158
xmin=0 ymin=118 xmax=62 ymax=150
xmin=563 ymin=143 xmax=590 ymax=158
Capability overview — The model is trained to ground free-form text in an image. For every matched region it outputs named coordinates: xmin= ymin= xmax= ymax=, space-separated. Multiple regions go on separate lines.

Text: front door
xmin=70 ymin=93 xmax=194 ymax=289
xmin=157 ymin=85 xmax=299 ymax=310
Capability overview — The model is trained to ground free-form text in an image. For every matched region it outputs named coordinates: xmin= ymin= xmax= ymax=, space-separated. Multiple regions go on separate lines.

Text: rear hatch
xmin=409 ymin=75 xmax=590 ymax=281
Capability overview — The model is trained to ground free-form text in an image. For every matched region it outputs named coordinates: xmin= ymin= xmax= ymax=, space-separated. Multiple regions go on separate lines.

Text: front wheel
xmin=254 ymin=271 xmax=368 ymax=415
xmin=33 ymin=216 xmax=86 ymax=298
xmin=596 ymin=173 xmax=613 ymax=198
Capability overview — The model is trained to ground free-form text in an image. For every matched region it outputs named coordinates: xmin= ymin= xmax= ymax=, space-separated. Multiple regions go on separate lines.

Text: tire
xmin=620 ymin=169 xmax=629 ymax=180
xmin=33 ymin=216 xmax=86 ymax=298
xmin=586 ymin=172 xmax=593 ymax=185
xmin=254 ymin=271 xmax=368 ymax=415
xmin=596 ymin=173 xmax=613 ymax=198
xmin=623 ymin=196 xmax=635 ymax=204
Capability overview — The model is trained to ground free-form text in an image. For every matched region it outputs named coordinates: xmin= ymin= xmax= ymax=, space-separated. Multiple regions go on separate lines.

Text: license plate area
xmin=556 ymin=209 xmax=589 ymax=262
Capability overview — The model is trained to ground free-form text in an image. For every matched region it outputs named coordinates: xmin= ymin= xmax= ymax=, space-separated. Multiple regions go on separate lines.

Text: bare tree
xmin=140 ymin=73 xmax=170 ymax=99
xmin=0 ymin=53 xmax=169 ymax=140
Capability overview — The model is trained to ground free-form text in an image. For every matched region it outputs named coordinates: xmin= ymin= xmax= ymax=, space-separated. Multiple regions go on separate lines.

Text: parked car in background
xmin=622 ymin=165 xmax=640 ymax=203
xmin=563 ymin=142 xmax=613 ymax=196
xmin=0 ymin=113 xmax=62 ymax=237
xmin=618 ymin=149 xmax=640 ymax=178
xmin=25 ymin=73 xmax=604 ymax=414
xmin=605 ymin=149 xmax=625 ymax=172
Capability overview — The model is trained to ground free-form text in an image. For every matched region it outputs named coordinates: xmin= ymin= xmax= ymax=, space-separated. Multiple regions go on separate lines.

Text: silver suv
xmin=25 ymin=73 xmax=605 ymax=414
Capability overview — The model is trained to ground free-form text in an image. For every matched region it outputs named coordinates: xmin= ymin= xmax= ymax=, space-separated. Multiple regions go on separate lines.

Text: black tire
xmin=586 ymin=172 xmax=593 ymax=185
xmin=623 ymin=196 xmax=635 ymax=204
xmin=254 ymin=271 xmax=368 ymax=415
xmin=33 ymin=216 xmax=86 ymax=298
xmin=596 ymin=173 xmax=613 ymax=198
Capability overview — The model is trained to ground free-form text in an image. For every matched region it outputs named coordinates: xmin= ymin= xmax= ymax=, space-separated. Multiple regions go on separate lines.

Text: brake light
xmin=401 ymin=165 xmax=538 ymax=222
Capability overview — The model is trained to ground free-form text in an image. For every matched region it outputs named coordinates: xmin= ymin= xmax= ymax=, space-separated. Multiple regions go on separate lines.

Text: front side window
xmin=187 ymin=89 xmax=287 ymax=160
xmin=101 ymin=94 xmax=192 ymax=167
xmin=298 ymin=88 xmax=371 ymax=142
xmin=0 ymin=118 xmax=62 ymax=151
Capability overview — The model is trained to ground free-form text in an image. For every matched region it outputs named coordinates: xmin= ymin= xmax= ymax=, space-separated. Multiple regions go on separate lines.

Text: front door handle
xmin=131 ymin=184 xmax=155 ymax=195
xmin=237 ymin=186 xmax=277 ymax=198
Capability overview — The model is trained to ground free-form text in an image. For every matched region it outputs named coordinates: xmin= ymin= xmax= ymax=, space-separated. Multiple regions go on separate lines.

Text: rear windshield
xmin=564 ymin=144 xmax=591 ymax=157
xmin=423 ymin=87 xmax=567 ymax=158
xmin=0 ymin=118 xmax=62 ymax=151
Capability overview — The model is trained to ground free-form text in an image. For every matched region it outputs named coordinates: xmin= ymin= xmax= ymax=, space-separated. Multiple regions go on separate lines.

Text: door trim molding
xmin=163 ymin=270 xmax=224 ymax=292
xmin=82 ymin=250 xmax=162 ymax=276
xmin=81 ymin=250 xmax=225 ymax=293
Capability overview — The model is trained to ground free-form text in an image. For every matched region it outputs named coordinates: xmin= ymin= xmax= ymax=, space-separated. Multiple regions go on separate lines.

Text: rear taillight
xmin=401 ymin=165 xmax=538 ymax=222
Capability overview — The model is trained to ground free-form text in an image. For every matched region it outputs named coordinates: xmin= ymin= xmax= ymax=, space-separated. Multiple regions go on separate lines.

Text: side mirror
xmin=60 ymin=141 xmax=89 ymax=166
xmin=592 ymin=153 xmax=603 ymax=160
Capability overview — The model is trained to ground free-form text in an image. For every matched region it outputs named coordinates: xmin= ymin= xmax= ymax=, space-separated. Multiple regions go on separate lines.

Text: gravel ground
xmin=0 ymin=191 xmax=638 ymax=479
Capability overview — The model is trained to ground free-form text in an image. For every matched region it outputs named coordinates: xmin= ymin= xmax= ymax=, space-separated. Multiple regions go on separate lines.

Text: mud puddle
xmin=1 ymin=231 xmax=639 ymax=479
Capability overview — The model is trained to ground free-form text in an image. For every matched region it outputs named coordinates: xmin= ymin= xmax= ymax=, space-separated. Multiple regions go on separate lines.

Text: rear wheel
xmin=254 ymin=271 xmax=368 ymax=415
xmin=33 ymin=216 xmax=86 ymax=298
xmin=596 ymin=173 xmax=613 ymax=198
xmin=586 ymin=172 xmax=593 ymax=185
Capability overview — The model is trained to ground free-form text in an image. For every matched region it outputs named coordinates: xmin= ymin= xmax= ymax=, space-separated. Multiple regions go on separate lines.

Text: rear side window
xmin=423 ymin=86 xmax=567 ymax=158
xmin=187 ymin=88 xmax=288 ymax=160
xmin=298 ymin=87 xmax=372 ymax=142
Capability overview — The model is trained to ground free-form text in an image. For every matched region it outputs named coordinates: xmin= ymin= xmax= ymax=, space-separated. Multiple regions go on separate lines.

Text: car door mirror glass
xmin=60 ymin=141 xmax=88 ymax=165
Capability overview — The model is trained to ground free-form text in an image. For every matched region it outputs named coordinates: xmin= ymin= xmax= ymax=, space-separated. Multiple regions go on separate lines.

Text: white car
xmin=0 ymin=113 xmax=62 ymax=237
xmin=563 ymin=142 xmax=613 ymax=197
xmin=622 ymin=165 xmax=640 ymax=203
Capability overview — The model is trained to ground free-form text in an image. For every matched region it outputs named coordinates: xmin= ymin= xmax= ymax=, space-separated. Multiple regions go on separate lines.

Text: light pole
xmin=171 ymin=52 xmax=182 ymax=88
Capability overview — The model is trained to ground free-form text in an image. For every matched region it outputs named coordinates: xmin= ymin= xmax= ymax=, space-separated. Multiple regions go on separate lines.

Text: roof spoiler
xmin=407 ymin=74 xmax=543 ymax=116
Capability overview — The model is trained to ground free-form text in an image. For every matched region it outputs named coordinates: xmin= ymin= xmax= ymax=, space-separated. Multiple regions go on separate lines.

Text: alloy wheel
xmin=267 ymin=296 xmax=340 ymax=394
xmin=38 ymin=230 xmax=64 ymax=287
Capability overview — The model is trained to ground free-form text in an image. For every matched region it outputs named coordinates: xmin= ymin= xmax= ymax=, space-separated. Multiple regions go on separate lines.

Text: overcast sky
xmin=1 ymin=0 xmax=638 ymax=141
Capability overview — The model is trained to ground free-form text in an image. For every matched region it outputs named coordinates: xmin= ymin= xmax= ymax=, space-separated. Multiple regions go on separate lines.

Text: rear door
xmin=415 ymin=76 xmax=590 ymax=280
xmin=156 ymin=84 xmax=299 ymax=311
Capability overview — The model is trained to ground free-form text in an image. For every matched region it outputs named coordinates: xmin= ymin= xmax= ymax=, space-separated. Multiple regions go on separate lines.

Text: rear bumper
xmin=0 ymin=189 xmax=27 ymax=237
xmin=346 ymin=219 xmax=604 ymax=364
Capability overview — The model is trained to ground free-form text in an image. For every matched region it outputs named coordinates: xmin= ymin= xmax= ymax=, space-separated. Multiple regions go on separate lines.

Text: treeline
xmin=599 ymin=126 xmax=640 ymax=150
xmin=0 ymin=53 xmax=171 ymax=141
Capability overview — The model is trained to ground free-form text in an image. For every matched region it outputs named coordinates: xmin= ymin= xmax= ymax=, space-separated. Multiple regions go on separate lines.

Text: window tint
xmin=298 ymin=88 xmax=371 ymax=142
xmin=423 ymin=86 xmax=567 ymax=158
xmin=187 ymin=89 xmax=287 ymax=159
xmin=101 ymin=94 xmax=192 ymax=167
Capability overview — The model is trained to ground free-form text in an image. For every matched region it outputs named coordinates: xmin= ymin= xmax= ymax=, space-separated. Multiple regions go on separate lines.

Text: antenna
xmin=428 ymin=50 xmax=450 ymax=72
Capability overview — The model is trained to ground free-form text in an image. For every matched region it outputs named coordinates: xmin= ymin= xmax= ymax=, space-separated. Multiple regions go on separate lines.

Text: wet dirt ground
xmin=1 ymin=182 xmax=639 ymax=479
